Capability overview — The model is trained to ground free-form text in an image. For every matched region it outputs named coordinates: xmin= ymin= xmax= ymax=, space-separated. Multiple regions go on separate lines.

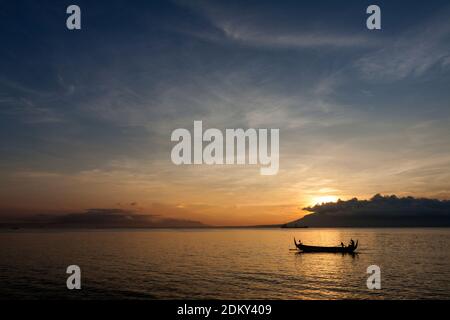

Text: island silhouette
xmin=2 ymin=194 xmax=450 ymax=229
xmin=283 ymin=194 xmax=450 ymax=228
xmin=0 ymin=208 xmax=206 ymax=229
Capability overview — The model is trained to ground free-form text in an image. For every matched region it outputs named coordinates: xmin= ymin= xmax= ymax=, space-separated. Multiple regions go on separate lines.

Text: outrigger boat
xmin=294 ymin=238 xmax=358 ymax=253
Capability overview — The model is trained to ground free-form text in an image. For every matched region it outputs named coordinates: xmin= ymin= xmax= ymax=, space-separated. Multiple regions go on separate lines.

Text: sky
xmin=1 ymin=0 xmax=450 ymax=226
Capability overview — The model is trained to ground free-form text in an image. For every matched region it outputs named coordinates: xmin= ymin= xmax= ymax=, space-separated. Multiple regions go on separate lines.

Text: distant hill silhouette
xmin=0 ymin=208 xmax=207 ymax=229
xmin=283 ymin=194 xmax=450 ymax=227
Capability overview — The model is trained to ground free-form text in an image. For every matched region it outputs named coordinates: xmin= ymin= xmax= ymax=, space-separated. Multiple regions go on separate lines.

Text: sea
xmin=0 ymin=228 xmax=449 ymax=299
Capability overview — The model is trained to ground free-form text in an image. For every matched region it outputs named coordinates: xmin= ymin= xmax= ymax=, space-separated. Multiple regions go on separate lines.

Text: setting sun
xmin=311 ymin=195 xmax=340 ymax=206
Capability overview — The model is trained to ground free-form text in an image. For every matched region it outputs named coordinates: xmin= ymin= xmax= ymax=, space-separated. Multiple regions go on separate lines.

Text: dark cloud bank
xmin=0 ymin=209 xmax=206 ymax=229
xmin=284 ymin=194 xmax=450 ymax=228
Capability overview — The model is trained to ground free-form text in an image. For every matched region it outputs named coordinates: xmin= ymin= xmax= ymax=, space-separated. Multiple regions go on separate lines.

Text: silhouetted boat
xmin=294 ymin=238 xmax=358 ymax=253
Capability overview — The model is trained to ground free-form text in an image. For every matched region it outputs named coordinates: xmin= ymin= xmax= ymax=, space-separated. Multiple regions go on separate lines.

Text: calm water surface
xmin=0 ymin=228 xmax=449 ymax=299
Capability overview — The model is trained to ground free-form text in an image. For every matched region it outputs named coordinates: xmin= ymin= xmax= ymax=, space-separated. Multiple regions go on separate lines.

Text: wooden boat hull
xmin=294 ymin=238 xmax=358 ymax=253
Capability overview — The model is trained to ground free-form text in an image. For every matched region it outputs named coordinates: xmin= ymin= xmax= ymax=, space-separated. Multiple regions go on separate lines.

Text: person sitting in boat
xmin=340 ymin=242 xmax=345 ymax=248
xmin=349 ymin=239 xmax=355 ymax=248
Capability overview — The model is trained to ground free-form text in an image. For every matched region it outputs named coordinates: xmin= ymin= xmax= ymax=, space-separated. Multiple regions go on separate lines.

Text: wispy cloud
xmin=210 ymin=23 xmax=373 ymax=49
xmin=177 ymin=0 xmax=376 ymax=49
xmin=355 ymin=9 xmax=450 ymax=81
xmin=2 ymin=0 xmax=450 ymax=225
xmin=0 ymin=78 xmax=67 ymax=123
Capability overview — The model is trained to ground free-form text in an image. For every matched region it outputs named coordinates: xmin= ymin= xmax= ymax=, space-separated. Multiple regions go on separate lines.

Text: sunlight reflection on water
xmin=0 ymin=228 xmax=449 ymax=299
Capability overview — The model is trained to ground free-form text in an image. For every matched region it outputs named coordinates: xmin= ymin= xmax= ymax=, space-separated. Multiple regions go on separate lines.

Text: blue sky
xmin=1 ymin=0 xmax=450 ymax=225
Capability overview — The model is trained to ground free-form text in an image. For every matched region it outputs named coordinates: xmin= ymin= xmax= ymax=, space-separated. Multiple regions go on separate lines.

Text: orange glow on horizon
xmin=310 ymin=195 xmax=340 ymax=206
